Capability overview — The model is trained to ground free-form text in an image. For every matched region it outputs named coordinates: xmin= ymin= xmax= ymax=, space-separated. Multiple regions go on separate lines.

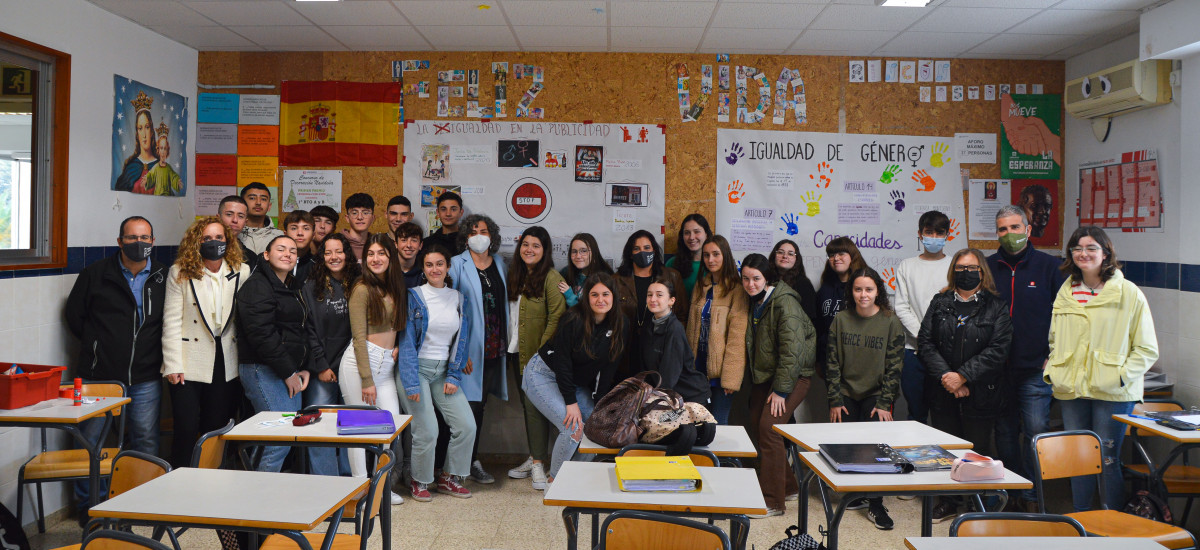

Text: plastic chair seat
xmin=1126 ymin=464 xmax=1200 ymax=494
xmin=22 ymin=448 xmax=118 ymax=479
xmin=259 ymin=531 xmax=361 ymax=550
xmin=1066 ymin=510 xmax=1195 ymax=549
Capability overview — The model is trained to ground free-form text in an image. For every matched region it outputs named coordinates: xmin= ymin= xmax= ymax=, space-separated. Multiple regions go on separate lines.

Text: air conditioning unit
xmin=1065 ymin=59 xmax=1172 ymax=119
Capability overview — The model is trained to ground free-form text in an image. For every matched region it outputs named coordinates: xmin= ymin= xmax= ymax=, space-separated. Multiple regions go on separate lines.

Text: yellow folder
xmin=614 ymin=455 xmax=703 ymax=492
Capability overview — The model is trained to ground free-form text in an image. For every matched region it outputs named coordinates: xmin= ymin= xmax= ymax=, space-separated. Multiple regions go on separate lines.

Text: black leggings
xmin=167 ymin=342 xmax=240 ymax=468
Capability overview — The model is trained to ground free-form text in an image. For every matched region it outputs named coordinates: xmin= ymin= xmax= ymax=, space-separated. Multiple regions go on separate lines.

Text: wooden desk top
xmin=1114 ymin=414 xmax=1200 ymax=443
xmin=0 ymin=397 xmax=130 ymax=424
xmin=799 ymin=450 xmax=1031 ymax=493
xmin=224 ymin=411 xmax=411 ymax=445
xmin=89 ymin=468 xmax=368 ymax=530
xmin=577 ymin=425 xmax=757 ymax=457
xmin=905 ymin=537 xmax=1168 ymax=550
xmin=774 ymin=421 xmax=972 ymax=452
xmin=543 ymin=461 xmax=767 ymax=516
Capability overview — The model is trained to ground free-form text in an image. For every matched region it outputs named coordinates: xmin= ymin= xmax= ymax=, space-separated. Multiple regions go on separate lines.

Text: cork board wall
xmin=197 ymin=51 xmax=1065 ymax=252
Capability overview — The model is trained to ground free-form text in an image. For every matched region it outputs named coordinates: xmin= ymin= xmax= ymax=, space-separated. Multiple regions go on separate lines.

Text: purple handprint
xmin=889 ymin=190 xmax=906 ymax=212
xmin=725 ymin=143 xmax=744 ymax=165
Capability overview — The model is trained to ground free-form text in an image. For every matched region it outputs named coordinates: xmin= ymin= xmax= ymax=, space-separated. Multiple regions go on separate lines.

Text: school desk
xmin=904 ymin=536 xmax=1168 ymax=550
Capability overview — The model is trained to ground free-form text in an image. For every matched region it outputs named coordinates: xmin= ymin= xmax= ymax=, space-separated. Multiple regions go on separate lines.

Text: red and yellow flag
xmin=279 ymin=81 xmax=400 ymax=167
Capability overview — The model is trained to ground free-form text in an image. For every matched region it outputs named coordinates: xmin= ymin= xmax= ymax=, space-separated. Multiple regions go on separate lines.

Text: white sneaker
xmin=508 ymin=456 xmax=534 ymax=479
xmin=390 ymin=491 xmax=404 ymax=505
xmin=531 ymin=462 xmax=548 ymax=490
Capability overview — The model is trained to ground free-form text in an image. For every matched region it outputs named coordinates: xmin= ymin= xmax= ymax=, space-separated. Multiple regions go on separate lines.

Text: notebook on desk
xmin=818 ymin=443 xmax=915 ymax=474
xmin=336 ymin=409 xmax=395 ymax=435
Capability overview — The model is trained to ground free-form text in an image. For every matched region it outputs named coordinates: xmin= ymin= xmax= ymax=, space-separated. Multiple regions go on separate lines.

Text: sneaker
xmin=410 ymin=480 xmax=432 ymax=502
xmin=508 ymin=456 xmax=534 ymax=479
xmin=844 ymin=497 xmax=870 ymax=510
xmin=437 ymin=473 xmax=473 ymax=498
xmin=469 ymin=459 xmax=495 ymax=484
xmin=897 ymin=494 xmax=917 ymax=501
xmin=785 ymin=492 xmax=799 ymax=502
xmin=867 ymin=499 xmax=894 ymax=530
xmin=931 ymin=500 xmax=958 ymax=523
xmin=390 ymin=491 xmax=405 ymax=505
xmin=748 ymin=508 xmax=784 ymax=519
xmin=531 ymin=462 xmax=548 ymax=491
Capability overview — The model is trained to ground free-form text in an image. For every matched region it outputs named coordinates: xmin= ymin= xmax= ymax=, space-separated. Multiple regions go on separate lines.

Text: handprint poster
xmin=715 ymin=128 xmax=965 ymax=289
xmin=1000 ymin=94 xmax=1062 ymax=179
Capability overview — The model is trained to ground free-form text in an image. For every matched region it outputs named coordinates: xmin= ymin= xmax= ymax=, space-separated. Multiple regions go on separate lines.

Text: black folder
xmin=818 ymin=443 xmax=915 ymax=474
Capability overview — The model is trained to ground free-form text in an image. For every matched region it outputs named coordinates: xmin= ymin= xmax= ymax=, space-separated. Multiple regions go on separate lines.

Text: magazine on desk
xmin=893 ymin=445 xmax=957 ymax=471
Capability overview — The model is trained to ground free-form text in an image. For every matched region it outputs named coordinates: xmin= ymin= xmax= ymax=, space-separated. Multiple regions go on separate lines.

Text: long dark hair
xmin=352 ymin=233 xmax=407 ymax=330
xmin=310 ymin=233 xmax=362 ymax=302
xmin=616 ymin=230 xmax=664 ymax=277
xmin=508 ymin=226 xmax=554 ymax=300
xmin=564 ymin=232 xmax=613 ymax=284
xmin=574 ymin=272 xmax=625 ymax=360
xmin=1061 ymin=226 xmax=1121 ymax=283
xmin=770 ymin=239 xmax=810 ymax=292
xmin=700 ymin=235 xmax=740 ymax=295
xmin=740 ymin=253 xmax=777 ymax=284
xmin=820 ymin=237 xmax=868 ymax=288
xmin=845 ymin=267 xmax=892 ymax=313
xmin=420 ymin=244 xmax=454 ymax=287
xmin=673 ymin=214 xmax=711 ymax=281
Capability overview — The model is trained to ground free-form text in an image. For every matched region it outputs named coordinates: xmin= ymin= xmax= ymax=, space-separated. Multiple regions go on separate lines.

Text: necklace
xmin=1079 ymin=281 xmax=1103 ymax=295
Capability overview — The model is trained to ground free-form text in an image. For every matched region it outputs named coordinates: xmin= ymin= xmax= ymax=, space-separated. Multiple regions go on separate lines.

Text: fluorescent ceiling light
xmin=876 ymin=0 xmax=931 ymax=6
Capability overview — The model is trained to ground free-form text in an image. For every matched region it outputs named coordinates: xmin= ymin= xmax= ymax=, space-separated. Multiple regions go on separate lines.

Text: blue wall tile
xmin=84 ymin=246 xmax=106 ymax=266
xmin=1183 ymin=265 xmax=1200 ymax=293
xmin=1123 ymin=261 xmax=1145 ymax=286
xmin=66 ymin=247 xmax=85 ymax=274
xmin=1145 ymin=262 xmax=1166 ymax=289
xmin=1165 ymin=263 xmax=1180 ymax=290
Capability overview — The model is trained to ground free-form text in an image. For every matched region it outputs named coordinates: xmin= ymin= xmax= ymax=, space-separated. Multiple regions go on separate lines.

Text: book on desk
xmin=819 ymin=443 xmax=915 ymax=474
xmin=614 ymin=455 xmax=702 ymax=492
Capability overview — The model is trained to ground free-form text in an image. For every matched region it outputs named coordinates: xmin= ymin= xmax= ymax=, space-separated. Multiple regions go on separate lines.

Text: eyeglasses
xmin=953 ymin=266 xmax=982 ymax=273
xmin=1070 ymin=245 xmax=1103 ymax=254
xmin=570 ymin=248 xmax=590 ymax=256
xmin=776 ymin=250 xmax=797 ymax=257
xmin=121 ymin=235 xmax=153 ymax=243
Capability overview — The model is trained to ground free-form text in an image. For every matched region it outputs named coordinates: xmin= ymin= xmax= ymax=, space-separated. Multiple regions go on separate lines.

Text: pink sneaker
xmin=436 ymin=472 xmax=473 ymax=498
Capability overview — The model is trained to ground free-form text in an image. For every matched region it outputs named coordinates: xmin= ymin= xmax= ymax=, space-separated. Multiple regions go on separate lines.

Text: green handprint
xmin=802 ymin=191 xmax=822 ymax=216
xmin=879 ymin=164 xmax=902 ymax=184
xmin=930 ymin=141 xmax=952 ymax=168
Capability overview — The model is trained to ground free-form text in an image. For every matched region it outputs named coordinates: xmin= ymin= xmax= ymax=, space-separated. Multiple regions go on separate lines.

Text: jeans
xmin=993 ymin=369 xmax=1054 ymax=501
xmin=75 ymin=378 xmax=162 ymax=511
xmin=521 ymin=354 xmax=596 ymax=479
xmin=409 ymin=359 xmax=477 ymax=483
xmin=901 ymin=349 xmax=928 ymax=424
xmin=239 ymin=363 xmax=304 ymax=472
xmin=338 ymin=341 xmax=401 ymax=478
xmin=1059 ymin=398 xmax=1134 ymax=512
xmin=302 ymin=376 xmax=350 ymax=477
xmin=710 ymin=380 xmax=733 ymax=425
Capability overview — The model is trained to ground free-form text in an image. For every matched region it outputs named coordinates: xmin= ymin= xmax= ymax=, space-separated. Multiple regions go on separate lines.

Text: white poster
xmin=239 ymin=94 xmax=281 ymax=125
xmin=715 ymin=129 xmax=966 ymax=283
xmin=403 ymin=120 xmax=666 ymax=265
xmin=281 ymin=169 xmax=343 ymax=212
xmin=954 ymin=133 xmax=997 ymax=164
xmin=968 ymin=179 xmax=1011 ymax=240
xmin=195 ymin=185 xmax=235 ymax=216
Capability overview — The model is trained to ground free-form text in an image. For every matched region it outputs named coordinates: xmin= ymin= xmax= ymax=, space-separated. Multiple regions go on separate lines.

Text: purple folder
xmin=336 ymin=409 xmax=395 ymax=435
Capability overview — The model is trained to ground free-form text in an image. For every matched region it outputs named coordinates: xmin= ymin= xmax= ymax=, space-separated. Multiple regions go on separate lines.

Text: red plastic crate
xmin=0 ymin=364 xmax=67 ymax=409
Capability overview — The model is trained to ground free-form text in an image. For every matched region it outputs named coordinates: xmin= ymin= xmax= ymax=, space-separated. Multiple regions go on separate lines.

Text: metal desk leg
xmin=825 ymin=492 xmax=849 ymax=550
xmin=591 ymin=513 xmax=600 ymax=548
xmin=921 ymin=495 xmax=933 ymax=537
xmin=318 ymin=506 xmax=345 ymax=550
xmin=562 ymin=508 xmax=579 ymax=550
xmin=785 ymin=441 xmax=810 ymax=532
xmin=67 ymin=411 xmax=115 ymax=509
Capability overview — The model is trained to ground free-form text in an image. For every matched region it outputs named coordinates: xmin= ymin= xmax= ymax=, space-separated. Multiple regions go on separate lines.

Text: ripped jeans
xmin=521 ymin=354 xmax=595 ymax=479
xmin=1059 ymin=398 xmax=1134 ymax=511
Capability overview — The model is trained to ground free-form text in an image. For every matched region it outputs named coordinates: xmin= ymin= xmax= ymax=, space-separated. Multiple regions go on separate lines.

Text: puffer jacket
xmin=745 ymin=282 xmax=817 ymax=395
xmin=917 ymin=289 xmax=1012 ymax=418
xmin=1044 ymin=270 xmax=1157 ymax=402
xmin=686 ymin=275 xmax=749 ymax=392
xmin=236 ymin=269 xmax=309 ymax=380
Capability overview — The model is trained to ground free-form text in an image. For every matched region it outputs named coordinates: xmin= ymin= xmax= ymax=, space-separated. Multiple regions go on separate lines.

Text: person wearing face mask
xmin=64 ymin=216 xmax=167 ymax=521
xmin=614 ymin=230 xmax=689 ymax=378
xmin=919 ymin=248 xmax=1012 ymax=523
xmin=985 ymin=204 xmax=1066 ymax=513
xmin=893 ymin=210 xmax=954 ymax=424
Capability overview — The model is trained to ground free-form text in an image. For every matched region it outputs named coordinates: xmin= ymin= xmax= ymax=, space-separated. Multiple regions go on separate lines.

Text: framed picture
xmin=605 ymin=183 xmax=649 ymax=207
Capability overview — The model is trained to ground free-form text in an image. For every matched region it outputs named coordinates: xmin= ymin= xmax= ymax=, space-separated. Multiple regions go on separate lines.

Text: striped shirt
xmin=1071 ymin=282 xmax=1099 ymax=304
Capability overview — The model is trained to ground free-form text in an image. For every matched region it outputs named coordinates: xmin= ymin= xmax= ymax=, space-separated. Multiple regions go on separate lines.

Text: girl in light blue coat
xmin=398 ymin=244 xmax=476 ymax=500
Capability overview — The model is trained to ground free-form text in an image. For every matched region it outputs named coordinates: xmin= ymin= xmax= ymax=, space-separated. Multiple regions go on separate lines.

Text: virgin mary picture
xmin=111 ymin=75 xmax=188 ymax=196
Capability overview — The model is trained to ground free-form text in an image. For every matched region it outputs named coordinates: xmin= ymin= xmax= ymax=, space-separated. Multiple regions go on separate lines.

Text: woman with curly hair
xmin=161 ymin=216 xmax=249 ymax=468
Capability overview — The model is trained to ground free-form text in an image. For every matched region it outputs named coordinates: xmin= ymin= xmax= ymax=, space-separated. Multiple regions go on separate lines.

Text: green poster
xmin=1000 ymin=94 xmax=1061 ymax=179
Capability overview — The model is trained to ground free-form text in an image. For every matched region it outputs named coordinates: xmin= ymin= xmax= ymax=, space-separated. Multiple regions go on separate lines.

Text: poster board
xmin=402 ymin=120 xmax=666 ymax=264
xmin=715 ymin=129 xmax=966 ymax=292
xmin=1079 ymin=149 xmax=1162 ymax=232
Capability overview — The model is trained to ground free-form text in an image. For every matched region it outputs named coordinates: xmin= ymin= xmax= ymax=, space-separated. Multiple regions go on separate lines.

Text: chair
xmin=1124 ymin=400 xmax=1200 ymax=525
xmin=1032 ymin=430 xmax=1198 ymax=549
xmin=338 ymin=448 xmax=394 ymax=534
xmin=595 ymin=510 xmax=731 ymax=550
xmin=949 ymin=512 xmax=1086 ymax=537
xmin=189 ymin=419 xmax=235 ymax=469
xmin=18 ymin=382 xmax=127 ymax=533
xmin=48 ymin=527 xmax=178 ymax=550
xmin=258 ymin=450 xmax=396 ymax=550
xmin=617 ymin=444 xmax=720 ymax=468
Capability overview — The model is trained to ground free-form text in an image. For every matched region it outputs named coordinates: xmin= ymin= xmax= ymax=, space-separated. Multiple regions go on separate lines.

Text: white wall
xmin=0 ymin=0 xmax=196 ymax=528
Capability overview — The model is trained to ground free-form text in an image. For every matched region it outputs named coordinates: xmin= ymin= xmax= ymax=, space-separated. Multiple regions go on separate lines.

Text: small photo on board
xmin=421 ymin=144 xmax=450 ymax=183
xmin=575 ymin=146 xmax=603 ymax=183
xmin=497 ymin=140 xmax=540 ymax=168
xmin=543 ymin=150 xmax=567 ymax=168
xmin=605 ymin=183 xmax=649 ymax=207
xmin=421 ymin=184 xmax=461 ymax=208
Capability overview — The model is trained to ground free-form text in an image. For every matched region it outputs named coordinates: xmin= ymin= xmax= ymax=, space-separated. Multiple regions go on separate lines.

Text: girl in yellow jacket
xmin=1045 ymin=226 xmax=1157 ymax=512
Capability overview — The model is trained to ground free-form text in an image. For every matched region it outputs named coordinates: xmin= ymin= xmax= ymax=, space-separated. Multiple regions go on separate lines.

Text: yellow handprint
xmin=727 ymin=180 xmax=746 ymax=203
xmin=802 ymin=191 xmax=822 ymax=216
xmin=930 ymin=141 xmax=952 ymax=168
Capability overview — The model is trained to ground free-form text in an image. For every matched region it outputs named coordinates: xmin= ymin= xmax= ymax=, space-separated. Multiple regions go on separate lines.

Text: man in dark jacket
xmin=986 ymin=204 xmax=1067 ymax=512
xmin=64 ymin=216 xmax=166 ymax=518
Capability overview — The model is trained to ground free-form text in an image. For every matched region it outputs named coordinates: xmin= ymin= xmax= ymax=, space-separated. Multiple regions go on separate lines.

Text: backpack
xmin=769 ymin=525 xmax=826 ymax=550
xmin=0 ymin=501 xmax=31 ymax=550
xmin=1123 ymin=489 xmax=1173 ymax=523
xmin=584 ymin=372 xmax=659 ymax=448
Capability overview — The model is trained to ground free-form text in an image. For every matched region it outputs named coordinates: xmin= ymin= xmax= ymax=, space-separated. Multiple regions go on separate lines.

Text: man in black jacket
xmin=64 ymin=216 xmax=167 ymax=518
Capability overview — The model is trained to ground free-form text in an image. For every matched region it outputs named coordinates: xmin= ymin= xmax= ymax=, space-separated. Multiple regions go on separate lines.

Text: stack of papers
xmin=614 ymin=455 xmax=702 ymax=492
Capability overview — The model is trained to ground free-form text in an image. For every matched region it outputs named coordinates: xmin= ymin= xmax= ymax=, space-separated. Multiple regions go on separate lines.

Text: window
xmin=0 ymin=32 xmax=69 ymax=269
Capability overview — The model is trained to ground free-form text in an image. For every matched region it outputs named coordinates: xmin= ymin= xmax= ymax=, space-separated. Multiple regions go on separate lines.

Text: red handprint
xmin=947 ymin=219 xmax=961 ymax=241
xmin=809 ymin=162 xmax=833 ymax=188
xmin=912 ymin=169 xmax=936 ymax=192
xmin=881 ymin=267 xmax=897 ymax=292
xmin=727 ymin=180 xmax=746 ymax=203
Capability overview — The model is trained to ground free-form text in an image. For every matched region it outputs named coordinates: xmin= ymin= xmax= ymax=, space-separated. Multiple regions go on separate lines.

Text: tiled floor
xmin=28 ymin=458 xmax=1075 ymax=550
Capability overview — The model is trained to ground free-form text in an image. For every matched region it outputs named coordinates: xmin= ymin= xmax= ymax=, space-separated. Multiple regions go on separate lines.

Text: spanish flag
xmin=279 ymin=81 xmax=400 ymax=167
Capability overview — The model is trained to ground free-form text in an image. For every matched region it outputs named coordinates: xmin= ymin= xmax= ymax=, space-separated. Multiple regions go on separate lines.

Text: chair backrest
xmin=1032 ymin=430 xmax=1105 ymax=513
xmin=362 ymin=450 xmax=396 ymax=531
xmin=950 ymin=512 xmax=1086 ymax=537
xmin=82 ymin=529 xmax=174 ymax=550
xmin=598 ymin=510 xmax=730 ymax=550
xmin=108 ymin=450 xmax=171 ymax=499
xmin=61 ymin=382 xmax=127 ymax=416
xmin=617 ymin=444 xmax=720 ymax=468
xmin=190 ymin=419 xmax=235 ymax=469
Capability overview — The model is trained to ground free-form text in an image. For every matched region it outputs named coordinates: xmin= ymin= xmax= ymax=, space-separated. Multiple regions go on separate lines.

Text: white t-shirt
xmin=894 ymin=254 xmax=953 ymax=350
xmin=506 ymin=296 xmax=522 ymax=354
xmin=418 ymin=284 xmax=461 ymax=361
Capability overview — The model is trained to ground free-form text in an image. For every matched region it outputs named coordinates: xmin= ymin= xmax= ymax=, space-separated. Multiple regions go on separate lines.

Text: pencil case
xmin=950 ymin=452 xmax=1005 ymax=481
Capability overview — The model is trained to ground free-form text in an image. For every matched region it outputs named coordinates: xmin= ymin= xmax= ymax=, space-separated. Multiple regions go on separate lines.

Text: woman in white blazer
xmin=162 ymin=217 xmax=251 ymax=467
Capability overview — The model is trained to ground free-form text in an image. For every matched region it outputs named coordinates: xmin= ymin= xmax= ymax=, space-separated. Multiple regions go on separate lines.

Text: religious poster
xmin=111 ymin=75 xmax=189 ymax=196
xmin=1000 ymin=93 xmax=1061 ymax=179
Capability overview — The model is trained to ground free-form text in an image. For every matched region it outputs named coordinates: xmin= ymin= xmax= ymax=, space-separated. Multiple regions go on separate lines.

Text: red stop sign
xmin=506 ymin=178 xmax=552 ymax=223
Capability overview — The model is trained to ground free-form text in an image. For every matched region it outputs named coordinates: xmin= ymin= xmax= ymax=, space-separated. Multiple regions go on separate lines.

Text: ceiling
xmin=87 ymin=0 xmax=1167 ymax=60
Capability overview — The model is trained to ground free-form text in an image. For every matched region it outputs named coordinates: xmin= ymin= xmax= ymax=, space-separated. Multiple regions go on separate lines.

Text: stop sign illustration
xmin=506 ymin=178 xmax=552 ymax=223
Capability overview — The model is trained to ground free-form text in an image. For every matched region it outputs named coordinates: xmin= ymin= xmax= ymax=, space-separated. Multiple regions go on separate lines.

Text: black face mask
xmin=955 ymin=270 xmax=981 ymax=291
xmin=200 ymin=240 xmax=228 ymax=261
xmin=121 ymin=241 xmax=152 ymax=262
xmin=632 ymin=251 xmax=655 ymax=268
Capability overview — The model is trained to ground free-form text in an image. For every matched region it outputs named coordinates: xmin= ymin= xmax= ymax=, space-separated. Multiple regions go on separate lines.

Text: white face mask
xmin=467 ymin=234 xmax=491 ymax=254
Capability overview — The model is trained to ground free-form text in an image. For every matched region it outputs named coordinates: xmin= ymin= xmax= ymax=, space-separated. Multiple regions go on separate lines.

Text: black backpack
xmin=1123 ymin=489 xmax=1173 ymax=523
xmin=0 ymin=502 xmax=31 ymax=550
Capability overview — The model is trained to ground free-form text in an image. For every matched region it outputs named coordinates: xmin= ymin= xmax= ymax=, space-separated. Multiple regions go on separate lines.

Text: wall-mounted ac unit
xmin=1065 ymin=59 xmax=1172 ymax=119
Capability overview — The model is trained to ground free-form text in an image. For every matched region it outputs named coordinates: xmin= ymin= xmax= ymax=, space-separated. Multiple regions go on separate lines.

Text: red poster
xmin=1011 ymin=180 xmax=1060 ymax=247
xmin=196 ymin=155 xmax=236 ymax=186
xmin=1077 ymin=150 xmax=1162 ymax=232
xmin=1079 ymin=168 xmax=1094 ymax=225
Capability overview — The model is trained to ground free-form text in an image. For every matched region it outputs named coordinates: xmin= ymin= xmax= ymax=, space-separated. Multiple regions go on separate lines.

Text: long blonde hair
xmin=174 ymin=217 xmax=244 ymax=281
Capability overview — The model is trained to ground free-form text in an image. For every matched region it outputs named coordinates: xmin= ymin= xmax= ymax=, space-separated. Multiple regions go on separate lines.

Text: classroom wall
xmin=0 ymin=0 xmax=198 ymax=528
